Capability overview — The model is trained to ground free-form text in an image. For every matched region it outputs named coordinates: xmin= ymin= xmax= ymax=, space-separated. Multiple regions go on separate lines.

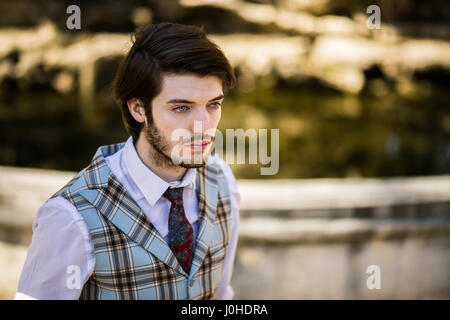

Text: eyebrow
xmin=166 ymin=94 xmax=224 ymax=105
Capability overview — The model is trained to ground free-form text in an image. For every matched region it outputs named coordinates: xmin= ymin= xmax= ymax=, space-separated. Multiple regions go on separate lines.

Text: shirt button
xmin=189 ymin=279 xmax=194 ymax=287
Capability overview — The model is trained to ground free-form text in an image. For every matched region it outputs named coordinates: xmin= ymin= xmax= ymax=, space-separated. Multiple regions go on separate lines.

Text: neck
xmin=134 ymin=135 xmax=187 ymax=182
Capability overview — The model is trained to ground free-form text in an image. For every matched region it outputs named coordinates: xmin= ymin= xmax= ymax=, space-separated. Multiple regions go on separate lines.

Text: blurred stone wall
xmin=0 ymin=0 xmax=449 ymax=107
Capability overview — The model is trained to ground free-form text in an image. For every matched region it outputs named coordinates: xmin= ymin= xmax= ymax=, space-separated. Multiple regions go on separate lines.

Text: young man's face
xmin=143 ymin=73 xmax=223 ymax=168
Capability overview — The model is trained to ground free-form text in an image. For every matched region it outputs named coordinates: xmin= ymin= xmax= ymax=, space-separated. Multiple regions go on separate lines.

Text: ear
xmin=127 ymin=98 xmax=146 ymax=123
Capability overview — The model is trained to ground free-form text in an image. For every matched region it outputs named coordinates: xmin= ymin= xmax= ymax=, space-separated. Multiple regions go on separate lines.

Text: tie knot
xmin=162 ymin=187 xmax=183 ymax=203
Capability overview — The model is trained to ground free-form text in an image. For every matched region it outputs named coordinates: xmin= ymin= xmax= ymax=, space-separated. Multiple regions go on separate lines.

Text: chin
xmin=178 ymin=162 xmax=207 ymax=169
xmin=174 ymin=149 xmax=211 ymax=168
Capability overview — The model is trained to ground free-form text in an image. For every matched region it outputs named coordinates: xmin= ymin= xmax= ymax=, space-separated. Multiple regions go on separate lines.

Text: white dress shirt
xmin=15 ymin=137 xmax=240 ymax=300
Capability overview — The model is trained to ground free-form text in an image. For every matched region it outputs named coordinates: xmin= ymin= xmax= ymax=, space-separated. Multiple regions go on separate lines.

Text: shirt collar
xmin=122 ymin=136 xmax=197 ymax=207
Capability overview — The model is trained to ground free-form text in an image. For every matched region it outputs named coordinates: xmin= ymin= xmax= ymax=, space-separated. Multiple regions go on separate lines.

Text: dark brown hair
xmin=113 ymin=22 xmax=236 ymax=142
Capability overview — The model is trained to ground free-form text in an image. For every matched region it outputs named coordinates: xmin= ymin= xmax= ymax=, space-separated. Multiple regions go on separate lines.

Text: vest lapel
xmin=189 ymin=165 xmax=219 ymax=277
xmin=78 ymin=144 xmax=188 ymax=276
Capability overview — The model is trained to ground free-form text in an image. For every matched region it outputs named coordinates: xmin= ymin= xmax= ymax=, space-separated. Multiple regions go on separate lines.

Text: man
xmin=15 ymin=22 xmax=240 ymax=300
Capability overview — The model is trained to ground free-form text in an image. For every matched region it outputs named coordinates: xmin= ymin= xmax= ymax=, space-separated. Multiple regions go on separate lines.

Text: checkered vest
xmin=52 ymin=142 xmax=232 ymax=300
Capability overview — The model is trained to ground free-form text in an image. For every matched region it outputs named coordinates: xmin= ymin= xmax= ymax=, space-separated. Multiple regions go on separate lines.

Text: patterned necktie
xmin=162 ymin=187 xmax=194 ymax=274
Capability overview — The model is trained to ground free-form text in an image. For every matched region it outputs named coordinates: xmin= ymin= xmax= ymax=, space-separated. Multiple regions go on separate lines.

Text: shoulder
xmin=17 ymin=196 xmax=94 ymax=299
xmin=205 ymin=156 xmax=238 ymax=193
xmin=216 ymin=157 xmax=238 ymax=191
xmin=30 ymin=196 xmax=93 ymax=262
xmin=206 ymin=156 xmax=240 ymax=212
xmin=51 ymin=168 xmax=88 ymax=201
xmin=35 ymin=196 xmax=89 ymax=237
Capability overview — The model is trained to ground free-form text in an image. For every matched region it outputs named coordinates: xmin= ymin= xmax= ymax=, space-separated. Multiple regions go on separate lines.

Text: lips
xmin=189 ymin=141 xmax=211 ymax=150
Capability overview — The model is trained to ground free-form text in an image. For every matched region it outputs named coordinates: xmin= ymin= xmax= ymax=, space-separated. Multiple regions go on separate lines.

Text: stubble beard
xmin=143 ymin=120 xmax=211 ymax=169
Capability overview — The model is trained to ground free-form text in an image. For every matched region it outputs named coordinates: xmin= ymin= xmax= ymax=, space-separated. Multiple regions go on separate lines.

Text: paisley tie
xmin=162 ymin=187 xmax=194 ymax=274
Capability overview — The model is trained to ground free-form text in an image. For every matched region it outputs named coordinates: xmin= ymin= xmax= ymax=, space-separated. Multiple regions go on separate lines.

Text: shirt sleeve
xmin=15 ymin=196 xmax=95 ymax=300
xmin=215 ymin=158 xmax=240 ymax=300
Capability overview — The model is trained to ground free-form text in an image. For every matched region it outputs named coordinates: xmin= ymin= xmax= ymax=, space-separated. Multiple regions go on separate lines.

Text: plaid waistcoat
xmin=52 ymin=142 xmax=231 ymax=300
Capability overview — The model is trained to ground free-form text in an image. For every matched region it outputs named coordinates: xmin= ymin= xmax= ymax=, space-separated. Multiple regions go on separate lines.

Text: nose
xmin=192 ymin=107 xmax=212 ymax=134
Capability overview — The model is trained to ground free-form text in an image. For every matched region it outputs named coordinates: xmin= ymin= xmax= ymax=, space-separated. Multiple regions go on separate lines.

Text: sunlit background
xmin=0 ymin=0 xmax=449 ymax=299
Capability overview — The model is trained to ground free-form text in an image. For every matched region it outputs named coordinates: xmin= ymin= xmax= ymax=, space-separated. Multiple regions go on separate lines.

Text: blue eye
xmin=209 ymin=103 xmax=221 ymax=109
xmin=173 ymin=106 xmax=189 ymax=113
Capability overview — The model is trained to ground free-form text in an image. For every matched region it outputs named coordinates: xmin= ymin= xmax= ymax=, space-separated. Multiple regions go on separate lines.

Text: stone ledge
xmin=1 ymin=165 xmax=450 ymax=247
xmin=2 ymin=165 xmax=450 ymax=226
xmin=237 ymin=176 xmax=450 ymax=210
xmin=238 ymin=217 xmax=450 ymax=244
